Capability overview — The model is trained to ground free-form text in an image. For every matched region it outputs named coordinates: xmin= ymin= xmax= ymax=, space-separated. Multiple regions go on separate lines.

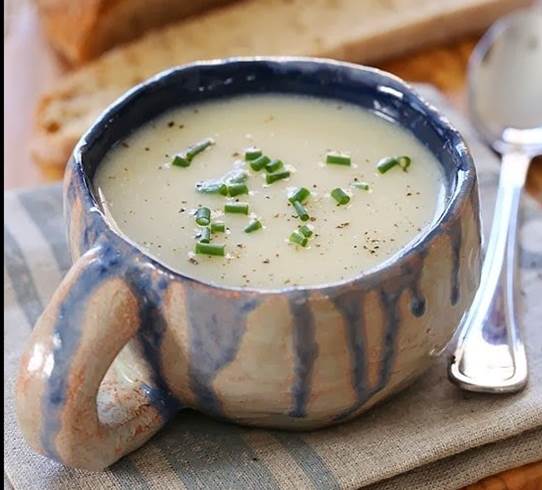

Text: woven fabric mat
xmin=4 ymin=86 xmax=542 ymax=489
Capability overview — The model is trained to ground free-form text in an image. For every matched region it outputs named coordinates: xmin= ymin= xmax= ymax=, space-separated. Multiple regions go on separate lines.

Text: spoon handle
xmin=449 ymin=151 xmax=530 ymax=393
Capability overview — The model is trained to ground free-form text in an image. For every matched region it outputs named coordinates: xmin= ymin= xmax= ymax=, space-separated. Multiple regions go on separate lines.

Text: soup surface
xmin=94 ymin=94 xmax=446 ymax=289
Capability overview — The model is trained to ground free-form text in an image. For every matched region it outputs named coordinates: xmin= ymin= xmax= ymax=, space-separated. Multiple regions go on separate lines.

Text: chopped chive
xmin=172 ymin=154 xmax=190 ymax=167
xmin=186 ymin=138 xmax=214 ymax=160
xmin=377 ymin=156 xmax=404 ymax=174
xmin=326 ymin=152 xmax=351 ymax=166
xmin=288 ymin=187 xmax=311 ymax=203
xmin=398 ymin=156 xmax=411 ymax=172
xmin=245 ymin=147 xmax=262 ymax=160
xmin=299 ymin=225 xmax=313 ymax=238
xmin=298 ymin=225 xmax=312 ymax=238
xmin=210 ymin=222 xmax=226 ymax=233
xmin=226 ymin=170 xmax=249 ymax=184
xmin=172 ymin=137 xmax=214 ymax=167
xmin=199 ymin=227 xmax=211 ymax=243
xmin=331 ymin=188 xmax=350 ymax=205
xmin=195 ymin=207 xmax=211 ymax=225
xmin=289 ymin=231 xmax=308 ymax=247
xmin=265 ymin=159 xmax=283 ymax=173
xmin=293 ymin=201 xmax=309 ymax=221
xmin=195 ymin=243 xmax=225 ymax=256
xmin=244 ymin=219 xmax=262 ymax=233
xmin=224 ymin=202 xmax=249 ymax=214
xmin=196 ymin=182 xmax=228 ymax=195
xmin=250 ymin=155 xmax=271 ymax=171
xmin=352 ymin=181 xmax=370 ymax=190
xmin=266 ymin=170 xmax=291 ymax=184
xmin=227 ymin=183 xmax=249 ymax=197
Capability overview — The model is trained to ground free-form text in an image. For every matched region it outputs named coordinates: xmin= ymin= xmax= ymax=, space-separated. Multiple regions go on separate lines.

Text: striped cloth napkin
xmin=4 ymin=87 xmax=542 ymax=489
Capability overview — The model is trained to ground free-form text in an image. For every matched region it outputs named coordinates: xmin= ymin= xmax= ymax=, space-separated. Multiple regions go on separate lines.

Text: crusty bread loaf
xmin=33 ymin=0 xmax=532 ymax=171
xmin=36 ymin=0 xmax=235 ymax=64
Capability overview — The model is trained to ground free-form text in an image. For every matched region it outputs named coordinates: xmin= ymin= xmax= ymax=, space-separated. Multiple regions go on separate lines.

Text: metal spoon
xmin=449 ymin=8 xmax=542 ymax=393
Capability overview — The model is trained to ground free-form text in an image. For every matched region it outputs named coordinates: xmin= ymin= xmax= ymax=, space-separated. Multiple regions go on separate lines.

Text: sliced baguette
xmin=33 ymin=0 xmax=532 ymax=170
xmin=36 ymin=0 xmax=235 ymax=64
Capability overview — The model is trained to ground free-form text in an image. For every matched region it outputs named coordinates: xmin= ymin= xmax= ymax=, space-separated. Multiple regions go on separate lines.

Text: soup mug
xmin=16 ymin=57 xmax=481 ymax=471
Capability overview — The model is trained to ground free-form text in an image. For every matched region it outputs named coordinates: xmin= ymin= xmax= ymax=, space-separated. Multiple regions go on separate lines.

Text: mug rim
xmin=70 ymin=56 xmax=477 ymax=295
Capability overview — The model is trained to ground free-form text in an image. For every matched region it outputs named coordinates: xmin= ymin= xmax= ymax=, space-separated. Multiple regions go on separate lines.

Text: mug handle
xmin=16 ymin=246 xmax=175 ymax=471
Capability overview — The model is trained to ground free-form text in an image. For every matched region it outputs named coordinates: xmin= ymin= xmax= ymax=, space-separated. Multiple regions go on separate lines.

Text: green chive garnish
xmin=172 ymin=138 xmax=214 ymax=167
xmin=196 ymin=182 xmax=228 ymax=195
xmin=195 ymin=243 xmax=225 ymax=256
xmin=352 ymin=181 xmax=370 ymax=190
xmin=377 ymin=156 xmax=411 ymax=174
xmin=266 ymin=170 xmax=290 ymax=184
xmin=331 ymin=188 xmax=350 ymax=205
xmin=210 ymin=222 xmax=226 ymax=233
xmin=265 ymin=159 xmax=283 ymax=173
xmin=199 ymin=227 xmax=211 ymax=243
xmin=398 ymin=156 xmax=411 ymax=171
xmin=250 ymin=155 xmax=271 ymax=171
xmin=172 ymin=155 xmax=190 ymax=167
xmin=244 ymin=219 xmax=262 ymax=233
xmin=227 ymin=183 xmax=249 ymax=197
xmin=293 ymin=201 xmax=309 ymax=221
xmin=195 ymin=207 xmax=211 ymax=225
xmin=289 ymin=231 xmax=308 ymax=247
xmin=288 ymin=187 xmax=311 ymax=203
xmin=377 ymin=157 xmax=398 ymax=173
xmin=226 ymin=170 xmax=249 ymax=184
xmin=224 ymin=202 xmax=249 ymax=214
xmin=299 ymin=225 xmax=313 ymax=238
xmin=245 ymin=147 xmax=262 ymax=160
xmin=326 ymin=152 xmax=351 ymax=166
xmin=186 ymin=138 xmax=214 ymax=160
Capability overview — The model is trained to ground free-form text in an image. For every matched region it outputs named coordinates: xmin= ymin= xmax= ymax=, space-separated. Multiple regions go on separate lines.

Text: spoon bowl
xmin=468 ymin=8 xmax=542 ymax=153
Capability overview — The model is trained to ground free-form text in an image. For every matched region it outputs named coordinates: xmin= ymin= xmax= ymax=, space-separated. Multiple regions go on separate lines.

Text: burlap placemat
xmin=4 ymin=86 xmax=542 ymax=489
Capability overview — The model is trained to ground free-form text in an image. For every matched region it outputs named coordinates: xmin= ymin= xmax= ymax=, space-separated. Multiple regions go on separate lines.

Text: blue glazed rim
xmin=70 ymin=56 xmax=477 ymax=295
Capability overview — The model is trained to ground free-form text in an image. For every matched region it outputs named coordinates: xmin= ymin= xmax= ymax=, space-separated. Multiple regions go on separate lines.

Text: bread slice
xmin=36 ymin=0 xmax=235 ymax=64
xmin=32 ymin=0 xmax=532 ymax=170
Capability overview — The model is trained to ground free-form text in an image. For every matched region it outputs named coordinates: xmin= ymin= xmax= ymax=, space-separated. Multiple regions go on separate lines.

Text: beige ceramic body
xmin=15 ymin=58 xmax=481 ymax=471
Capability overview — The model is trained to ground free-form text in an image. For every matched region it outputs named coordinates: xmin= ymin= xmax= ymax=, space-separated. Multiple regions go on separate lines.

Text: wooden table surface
xmin=4 ymin=26 xmax=542 ymax=490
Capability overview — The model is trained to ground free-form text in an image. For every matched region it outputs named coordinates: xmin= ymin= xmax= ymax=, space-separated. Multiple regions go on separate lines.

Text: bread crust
xmin=36 ymin=0 xmax=234 ymax=64
xmin=32 ymin=0 xmax=533 ymax=171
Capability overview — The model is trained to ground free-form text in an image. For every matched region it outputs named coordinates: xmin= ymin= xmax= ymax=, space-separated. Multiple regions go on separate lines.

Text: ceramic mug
xmin=16 ymin=57 xmax=482 ymax=471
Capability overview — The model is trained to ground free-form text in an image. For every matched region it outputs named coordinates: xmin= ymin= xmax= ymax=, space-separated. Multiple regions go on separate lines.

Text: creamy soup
xmin=94 ymin=94 xmax=446 ymax=289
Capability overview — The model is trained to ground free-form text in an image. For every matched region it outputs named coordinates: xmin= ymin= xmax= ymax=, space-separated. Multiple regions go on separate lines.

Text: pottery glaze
xmin=16 ymin=58 xmax=482 ymax=471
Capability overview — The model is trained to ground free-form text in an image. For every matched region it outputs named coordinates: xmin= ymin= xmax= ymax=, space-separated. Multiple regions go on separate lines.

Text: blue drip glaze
xmin=40 ymin=241 xmax=180 ymax=461
xmin=378 ymin=289 xmax=402 ymax=389
xmin=40 ymin=243 xmax=121 ymax=460
xmin=448 ymin=220 xmax=463 ymax=306
xmin=410 ymin=290 xmax=426 ymax=317
xmin=332 ymin=287 xmax=403 ymax=422
xmin=331 ymin=291 xmax=368 ymax=402
xmin=185 ymin=287 xmax=259 ymax=416
xmin=125 ymin=267 xmax=181 ymax=418
xmin=81 ymin=211 xmax=108 ymax=251
xmin=288 ymin=292 xmax=318 ymax=418
xmin=332 ymin=254 xmax=429 ymax=422
xmin=408 ymin=253 xmax=427 ymax=317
